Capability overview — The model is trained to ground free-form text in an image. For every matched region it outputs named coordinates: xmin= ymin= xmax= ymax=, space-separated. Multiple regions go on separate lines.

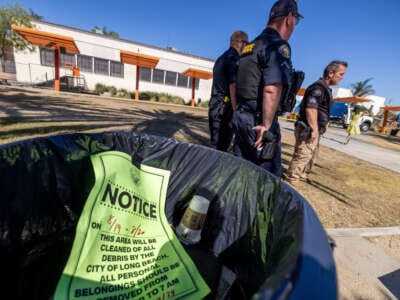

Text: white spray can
xmin=175 ymin=195 xmax=210 ymax=245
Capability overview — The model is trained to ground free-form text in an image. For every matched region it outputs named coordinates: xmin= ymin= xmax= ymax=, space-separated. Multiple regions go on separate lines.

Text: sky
xmin=2 ymin=0 xmax=400 ymax=106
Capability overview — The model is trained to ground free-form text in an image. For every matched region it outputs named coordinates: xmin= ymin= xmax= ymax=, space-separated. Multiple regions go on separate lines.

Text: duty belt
xmin=296 ymin=121 xmax=326 ymax=135
xmin=237 ymin=100 xmax=258 ymax=113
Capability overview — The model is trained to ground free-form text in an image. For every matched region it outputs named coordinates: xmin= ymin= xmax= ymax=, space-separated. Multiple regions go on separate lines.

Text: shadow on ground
xmin=281 ymin=141 xmax=353 ymax=206
xmin=0 ymin=91 xmax=209 ymax=145
xmin=379 ymin=268 xmax=400 ymax=299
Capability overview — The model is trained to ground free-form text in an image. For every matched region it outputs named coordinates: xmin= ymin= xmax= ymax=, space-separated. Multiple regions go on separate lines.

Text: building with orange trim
xmin=331 ymin=87 xmax=385 ymax=115
xmin=9 ymin=20 xmax=214 ymax=104
xmin=294 ymin=87 xmax=386 ymax=116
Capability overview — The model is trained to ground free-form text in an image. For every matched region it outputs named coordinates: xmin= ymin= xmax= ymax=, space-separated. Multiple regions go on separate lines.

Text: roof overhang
xmin=11 ymin=24 xmax=79 ymax=53
xmin=381 ymin=106 xmax=400 ymax=112
xmin=297 ymin=87 xmax=306 ymax=96
xmin=334 ymin=97 xmax=371 ymax=103
xmin=181 ymin=68 xmax=212 ymax=80
xmin=120 ymin=50 xmax=159 ymax=68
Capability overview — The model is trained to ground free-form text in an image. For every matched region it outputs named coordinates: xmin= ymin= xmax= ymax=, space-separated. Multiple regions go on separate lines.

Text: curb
xmin=326 ymin=226 xmax=400 ymax=237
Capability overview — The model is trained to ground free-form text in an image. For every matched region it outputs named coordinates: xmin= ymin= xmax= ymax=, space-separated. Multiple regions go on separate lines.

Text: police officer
xmin=286 ymin=61 xmax=348 ymax=184
xmin=209 ymin=30 xmax=249 ymax=151
xmin=232 ymin=0 xmax=303 ymax=176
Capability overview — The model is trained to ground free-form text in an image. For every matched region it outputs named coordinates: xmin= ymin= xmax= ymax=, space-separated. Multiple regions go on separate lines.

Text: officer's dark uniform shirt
xmin=236 ymin=27 xmax=293 ymax=110
xmin=298 ymin=78 xmax=333 ymax=131
xmin=211 ymin=47 xmax=240 ymax=101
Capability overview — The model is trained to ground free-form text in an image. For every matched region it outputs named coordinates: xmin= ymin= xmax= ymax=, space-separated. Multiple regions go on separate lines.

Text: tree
xmin=350 ymin=78 xmax=375 ymax=97
xmin=91 ymin=25 xmax=120 ymax=38
xmin=29 ymin=8 xmax=43 ymax=20
xmin=0 ymin=4 xmax=35 ymax=72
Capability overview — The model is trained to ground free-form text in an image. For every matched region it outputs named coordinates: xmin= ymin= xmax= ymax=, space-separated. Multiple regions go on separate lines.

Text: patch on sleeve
xmin=241 ymin=43 xmax=255 ymax=55
xmin=311 ymin=88 xmax=322 ymax=97
xmin=278 ymin=44 xmax=290 ymax=59
xmin=309 ymin=97 xmax=318 ymax=104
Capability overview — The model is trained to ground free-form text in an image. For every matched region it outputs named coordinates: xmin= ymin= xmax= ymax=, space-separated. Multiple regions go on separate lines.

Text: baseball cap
xmin=269 ymin=0 xmax=304 ymax=19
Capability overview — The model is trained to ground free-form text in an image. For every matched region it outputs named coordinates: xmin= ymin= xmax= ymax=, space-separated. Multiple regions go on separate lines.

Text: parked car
xmin=329 ymin=102 xmax=373 ymax=132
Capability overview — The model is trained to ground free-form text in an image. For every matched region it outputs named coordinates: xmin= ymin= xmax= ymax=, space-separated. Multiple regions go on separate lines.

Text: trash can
xmin=0 ymin=132 xmax=336 ymax=299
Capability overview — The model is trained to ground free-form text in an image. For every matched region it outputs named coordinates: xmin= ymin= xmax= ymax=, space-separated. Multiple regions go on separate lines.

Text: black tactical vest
xmin=236 ymin=29 xmax=292 ymax=112
xmin=299 ymin=80 xmax=333 ymax=130
xmin=236 ymin=36 xmax=267 ymax=102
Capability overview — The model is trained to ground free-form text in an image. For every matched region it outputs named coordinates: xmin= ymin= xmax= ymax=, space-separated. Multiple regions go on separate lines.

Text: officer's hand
xmin=307 ymin=130 xmax=319 ymax=143
xmin=253 ymin=125 xmax=268 ymax=149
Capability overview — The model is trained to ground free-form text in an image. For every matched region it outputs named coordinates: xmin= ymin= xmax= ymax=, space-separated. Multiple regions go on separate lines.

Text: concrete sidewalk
xmin=280 ymin=119 xmax=400 ymax=298
xmin=327 ymin=227 xmax=400 ymax=299
xmin=317 ymin=130 xmax=400 ymax=299
xmin=321 ymin=131 xmax=400 ymax=173
xmin=280 ymin=119 xmax=400 ymax=173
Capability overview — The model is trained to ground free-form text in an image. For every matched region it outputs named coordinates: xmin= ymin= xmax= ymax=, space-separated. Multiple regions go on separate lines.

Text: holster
xmin=211 ymin=99 xmax=226 ymax=121
xmin=259 ymin=131 xmax=277 ymax=160
xmin=280 ymin=70 xmax=305 ymax=113
xmin=296 ymin=120 xmax=311 ymax=142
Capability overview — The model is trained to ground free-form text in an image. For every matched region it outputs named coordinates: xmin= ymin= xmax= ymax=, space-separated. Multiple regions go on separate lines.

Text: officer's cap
xmin=269 ymin=0 xmax=304 ymax=19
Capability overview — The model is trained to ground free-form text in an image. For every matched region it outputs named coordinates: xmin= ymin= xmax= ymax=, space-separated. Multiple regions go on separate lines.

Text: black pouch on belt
xmin=296 ymin=121 xmax=311 ymax=142
xmin=259 ymin=131 xmax=277 ymax=160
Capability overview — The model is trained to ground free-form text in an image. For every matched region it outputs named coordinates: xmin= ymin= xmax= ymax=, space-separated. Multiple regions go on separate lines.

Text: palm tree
xmin=350 ymin=78 xmax=375 ymax=97
xmin=28 ymin=8 xmax=43 ymax=20
xmin=91 ymin=26 xmax=119 ymax=38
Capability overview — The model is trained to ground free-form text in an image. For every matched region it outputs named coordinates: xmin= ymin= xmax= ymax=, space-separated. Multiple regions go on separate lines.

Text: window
xmin=152 ymin=69 xmax=165 ymax=84
xmin=3 ymin=47 xmax=14 ymax=61
xmin=40 ymin=48 xmax=54 ymax=66
xmin=77 ymin=55 xmax=93 ymax=72
xmin=61 ymin=53 xmax=75 ymax=68
xmin=2 ymin=48 xmax=16 ymax=73
xmin=188 ymin=78 xmax=200 ymax=90
xmin=94 ymin=58 xmax=109 ymax=75
xmin=110 ymin=60 xmax=124 ymax=78
xmin=177 ymin=74 xmax=188 ymax=88
xmin=3 ymin=60 xmax=16 ymax=74
xmin=165 ymin=71 xmax=177 ymax=86
xmin=140 ymin=67 xmax=151 ymax=82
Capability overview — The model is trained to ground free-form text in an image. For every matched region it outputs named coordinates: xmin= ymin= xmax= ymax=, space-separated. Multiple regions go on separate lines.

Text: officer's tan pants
xmin=286 ymin=126 xmax=320 ymax=182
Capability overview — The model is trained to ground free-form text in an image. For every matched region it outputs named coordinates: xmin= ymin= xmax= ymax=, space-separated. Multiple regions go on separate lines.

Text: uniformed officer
xmin=232 ymin=0 xmax=303 ymax=176
xmin=286 ymin=61 xmax=348 ymax=184
xmin=209 ymin=30 xmax=249 ymax=151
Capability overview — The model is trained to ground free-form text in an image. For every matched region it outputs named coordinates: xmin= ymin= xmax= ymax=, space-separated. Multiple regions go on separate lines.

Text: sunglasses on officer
xmin=293 ymin=13 xmax=302 ymax=26
xmin=238 ymin=39 xmax=249 ymax=45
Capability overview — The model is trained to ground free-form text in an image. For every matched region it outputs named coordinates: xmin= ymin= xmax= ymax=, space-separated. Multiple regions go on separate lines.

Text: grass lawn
xmin=1 ymin=85 xmax=400 ymax=228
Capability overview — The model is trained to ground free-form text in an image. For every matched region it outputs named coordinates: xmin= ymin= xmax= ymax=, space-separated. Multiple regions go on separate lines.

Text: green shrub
xmin=158 ymin=94 xmax=169 ymax=103
xmin=138 ymin=91 xmax=184 ymax=104
xmin=94 ymin=84 xmax=119 ymax=96
xmin=168 ymin=95 xmax=185 ymax=105
xmin=197 ymin=100 xmax=210 ymax=108
xmin=117 ymin=88 xmax=130 ymax=98
xmin=107 ymin=86 xmax=117 ymax=96
xmin=139 ymin=91 xmax=152 ymax=101
xmin=95 ymin=83 xmax=108 ymax=94
xmin=96 ymin=89 xmax=186 ymax=105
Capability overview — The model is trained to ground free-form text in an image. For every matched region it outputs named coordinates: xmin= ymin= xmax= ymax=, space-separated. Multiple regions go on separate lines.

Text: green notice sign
xmin=55 ymin=151 xmax=210 ymax=300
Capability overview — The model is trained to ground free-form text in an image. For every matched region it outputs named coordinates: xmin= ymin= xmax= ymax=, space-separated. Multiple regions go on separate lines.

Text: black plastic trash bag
xmin=0 ymin=132 xmax=336 ymax=299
